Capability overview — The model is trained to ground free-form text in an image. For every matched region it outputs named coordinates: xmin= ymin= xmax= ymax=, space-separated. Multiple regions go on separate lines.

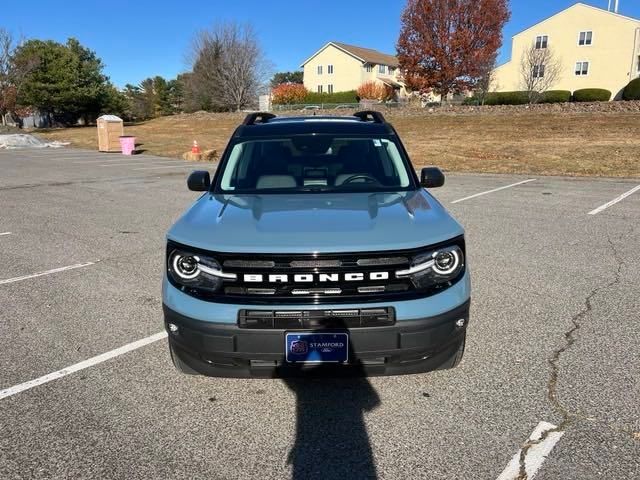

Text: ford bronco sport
xmin=163 ymin=111 xmax=470 ymax=377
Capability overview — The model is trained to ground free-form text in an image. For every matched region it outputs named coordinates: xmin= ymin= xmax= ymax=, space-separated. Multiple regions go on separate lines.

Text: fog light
xmin=168 ymin=323 xmax=179 ymax=333
xmin=455 ymin=318 xmax=466 ymax=328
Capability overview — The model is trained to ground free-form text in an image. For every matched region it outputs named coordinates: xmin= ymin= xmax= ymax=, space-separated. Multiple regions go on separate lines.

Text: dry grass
xmin=36 ymin=111 xmax=640 ymax=177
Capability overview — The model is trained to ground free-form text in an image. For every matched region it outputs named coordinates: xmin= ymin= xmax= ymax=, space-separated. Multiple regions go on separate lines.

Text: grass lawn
xmin=36 ymin=111 xmax=640 ymax=177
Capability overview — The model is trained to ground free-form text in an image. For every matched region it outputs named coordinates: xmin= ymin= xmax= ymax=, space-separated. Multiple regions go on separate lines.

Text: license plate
xmin=285 ymin=332 xmax=349 ymax=363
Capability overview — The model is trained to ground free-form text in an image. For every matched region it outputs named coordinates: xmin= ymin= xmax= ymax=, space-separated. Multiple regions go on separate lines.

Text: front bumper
xmin=164 ymin=300 xmax=470 ymax=377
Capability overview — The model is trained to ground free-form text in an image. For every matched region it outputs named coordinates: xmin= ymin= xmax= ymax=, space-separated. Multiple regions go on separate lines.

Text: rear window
xmin=217 ymin=135 xmax=415 ymax=194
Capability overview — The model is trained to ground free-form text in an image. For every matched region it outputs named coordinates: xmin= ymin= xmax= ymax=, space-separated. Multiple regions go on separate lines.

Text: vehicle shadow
xmin=280 ymin=323 xmax=381 ymax=480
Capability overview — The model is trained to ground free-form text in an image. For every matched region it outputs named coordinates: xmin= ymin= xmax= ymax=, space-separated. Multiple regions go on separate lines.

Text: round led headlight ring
xmin=172 ymin=254 xmax=200 ymax=279
xmin=432 ymin=249 xmax=460 ymax=275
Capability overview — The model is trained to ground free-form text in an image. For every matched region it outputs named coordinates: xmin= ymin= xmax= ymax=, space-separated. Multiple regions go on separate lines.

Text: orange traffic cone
xmin=191 ymin=140 xmax=201 ymax=154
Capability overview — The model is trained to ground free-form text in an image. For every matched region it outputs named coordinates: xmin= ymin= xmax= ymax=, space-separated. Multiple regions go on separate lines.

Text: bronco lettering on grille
xmin=243 ymin=272 xmax=390 ymax=283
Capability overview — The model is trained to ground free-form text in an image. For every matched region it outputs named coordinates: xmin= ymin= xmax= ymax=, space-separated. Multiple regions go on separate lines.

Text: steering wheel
xmin=341 ymin=174 xmax=382 ymax=186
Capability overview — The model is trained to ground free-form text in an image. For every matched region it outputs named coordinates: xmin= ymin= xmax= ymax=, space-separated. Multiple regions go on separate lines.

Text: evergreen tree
xmin=13 ymin=37 xmax=113 ymax=123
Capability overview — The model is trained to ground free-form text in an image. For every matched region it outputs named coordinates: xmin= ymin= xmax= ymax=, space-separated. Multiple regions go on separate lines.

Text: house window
xmin=317 ymin=85 xmax=323 ymax=93
xmin=535 ymin=35 xmax=548 ymax=49
xmin=317 ymin=65 xmax=323 ymax=75
xmin=578 ymin=31 xmax=593 ymax=46
xmin=378 ymin=64 xmax=386 ymax=74
xmin=327 ymin=64 xmax=333 ymax=74
xmin=532 ymin=64 xmax=545 ymax=78
xmin=327 ymin=84 xmax=334 ymax=93
xmin=575 ymin=61 xmax=589 ymax=76
xmin=389 ymin=67 xmax=395 ymax=75
xmin=366 ymin=64 xmax=373 ymax=73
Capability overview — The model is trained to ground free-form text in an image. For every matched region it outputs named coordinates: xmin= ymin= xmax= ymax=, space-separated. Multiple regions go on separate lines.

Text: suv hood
xmin=167 ymin=191 xmax=463 ymax=253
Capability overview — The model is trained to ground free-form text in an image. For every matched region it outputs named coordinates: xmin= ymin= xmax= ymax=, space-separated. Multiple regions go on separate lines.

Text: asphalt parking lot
xmin=1 ymin=147 xmax=639 ymax=480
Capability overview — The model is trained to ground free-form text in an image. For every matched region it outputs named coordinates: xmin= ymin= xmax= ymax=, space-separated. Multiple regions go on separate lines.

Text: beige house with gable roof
xmin=300 ymin=41 xmax=406 ymax=97
xmin=493 ymin=3 xmax=640 ymax=99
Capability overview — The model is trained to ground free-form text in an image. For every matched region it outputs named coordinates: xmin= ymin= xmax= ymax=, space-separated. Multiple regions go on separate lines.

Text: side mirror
xmin=187 ymin=170 xmax=211 ymax=191
xmin=420 ymin=167 xmax=445 ymax=188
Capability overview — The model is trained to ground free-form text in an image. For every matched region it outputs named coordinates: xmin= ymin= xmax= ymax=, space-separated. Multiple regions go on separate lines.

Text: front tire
xmin=169 ymin=343 xmax=200 ymax=375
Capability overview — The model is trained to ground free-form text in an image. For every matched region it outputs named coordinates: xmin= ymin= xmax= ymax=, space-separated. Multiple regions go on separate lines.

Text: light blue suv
xmin=163 ymin=111 xmax=470 ymax=377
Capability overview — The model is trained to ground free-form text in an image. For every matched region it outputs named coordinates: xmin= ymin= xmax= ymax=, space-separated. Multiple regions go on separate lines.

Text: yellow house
xmin=493 ymin=2 xmax=640 ymax=99
xmin=300 ymin=42 xmax=406 ymax=97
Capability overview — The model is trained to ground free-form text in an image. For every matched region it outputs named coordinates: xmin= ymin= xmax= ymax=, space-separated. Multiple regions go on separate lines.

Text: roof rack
xmin=243 ymin=112 xmax=276 ymax=125
xmin=353 ymin=110 xmax=386 ymax=124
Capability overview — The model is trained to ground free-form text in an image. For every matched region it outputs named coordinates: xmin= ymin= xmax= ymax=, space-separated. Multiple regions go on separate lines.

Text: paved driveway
xmin=0 ymin=147 xmax=638 ymax=479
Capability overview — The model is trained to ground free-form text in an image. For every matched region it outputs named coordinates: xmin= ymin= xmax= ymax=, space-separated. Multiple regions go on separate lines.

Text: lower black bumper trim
xmin=163 ymin=300 xmax=470 ymax=378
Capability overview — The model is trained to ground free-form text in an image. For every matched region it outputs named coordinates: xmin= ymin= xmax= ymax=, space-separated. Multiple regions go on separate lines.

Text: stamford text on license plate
xmin=285 ymin=332 xmax=349 ymax=363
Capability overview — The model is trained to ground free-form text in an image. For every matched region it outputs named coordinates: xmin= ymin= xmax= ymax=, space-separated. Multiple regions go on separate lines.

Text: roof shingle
xmin=330 ymin=42 xmax=399 ymax=67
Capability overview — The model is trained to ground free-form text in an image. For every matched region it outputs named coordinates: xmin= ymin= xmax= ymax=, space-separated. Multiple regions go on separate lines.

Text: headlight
xmin=167 ymin=248 xmax=236 ymax=293
xmin=396 ymin=244 xmax=464 ymax=290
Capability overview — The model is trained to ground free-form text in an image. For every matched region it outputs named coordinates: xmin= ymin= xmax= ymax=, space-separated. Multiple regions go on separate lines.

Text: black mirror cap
xmin=187 ymin=170 xmax=211 ymax=191
xmin=420 ymin=167 xmax=445 ymax=188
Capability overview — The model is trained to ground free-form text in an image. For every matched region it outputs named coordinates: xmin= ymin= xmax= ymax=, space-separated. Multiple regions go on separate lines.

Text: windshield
xmin=216 ymin=135 xmax=416 ymax=194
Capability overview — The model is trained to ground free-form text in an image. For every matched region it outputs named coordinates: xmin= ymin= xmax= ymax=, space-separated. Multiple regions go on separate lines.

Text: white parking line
xmin=0 ymin=232 xmax=11 ymax=236
xmin=99 ymin=161 xmax=183 ymax=167
xmin=588 ymin=184 xmax=640 ymax=215
xmin=42 ymin=157 xmax=99 ymax=161
xmin=133 ymin=165 xmax=196 ymax=171
xmin=497 ymin=421 xmax=564 ymax=480
xmin=70 ymin=158 xmax=148 ymax=164
xmin=10 ymin=152 xmax=86 ymax=156
xmin=0 ymin=331 xmax=167 ymax=400
xmin=0 ymin=262 xmax=96 ymax=286
xmin=451 ymin=179 xmax=537 ymax=204
xmin=72 ymin=158 xmax=190 ymax=165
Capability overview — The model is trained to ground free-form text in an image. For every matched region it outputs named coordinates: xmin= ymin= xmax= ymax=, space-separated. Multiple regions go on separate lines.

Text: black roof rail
xmin=242 ymin=112 xmax=276 ymax=125
xmin=353 ymin=110 xmax=386 ymax=124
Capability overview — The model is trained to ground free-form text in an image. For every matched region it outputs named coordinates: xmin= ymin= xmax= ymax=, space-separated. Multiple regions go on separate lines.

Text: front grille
xmin=238 ymin=307 xmax=395 ymax=329
xmin=217 ymin=249 xmax=415 ymax=304
xmin=167 ymin=237 xmax=465 ymax=305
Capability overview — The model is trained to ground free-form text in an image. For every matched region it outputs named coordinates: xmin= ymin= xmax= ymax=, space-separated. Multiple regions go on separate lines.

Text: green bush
xmin=302 ymin=90 xmax=358 ymax=104
xmin=480 ymin=90 xmax=570 ymax=105
xmin=539 ymin=90 xmax=572 ymax=103
xmin=622 ymin=78 xmax=640 ymax=100
xmin=484 ymin=91 xmax=529 ymax=105
xmin=572 ymin=88 xmax=611 ymax=102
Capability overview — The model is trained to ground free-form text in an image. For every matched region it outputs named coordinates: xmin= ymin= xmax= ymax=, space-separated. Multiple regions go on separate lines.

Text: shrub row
xmin=302 ymin=90 xmax=358 ymax=104
xmin=484 ymin=91 xmax=529 ymax=105
xmin=622 ymin=78 xmax=640 ymax=100
xmin=465 ymin=88 xmax=611 ymax=105
xmin=539 ymin=90 xmax=572 ymax=103
xmin=572 ymin=88 xmax=611 ymax=102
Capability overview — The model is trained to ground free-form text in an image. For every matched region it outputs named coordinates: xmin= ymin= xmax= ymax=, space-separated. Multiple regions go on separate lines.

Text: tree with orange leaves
xmin=397 ymin=0 xmax=510 ymax=98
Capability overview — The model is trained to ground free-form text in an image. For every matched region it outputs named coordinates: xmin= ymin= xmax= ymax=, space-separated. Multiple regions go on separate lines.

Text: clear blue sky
xmin=2 ymin=0 xmax=637 ymax=87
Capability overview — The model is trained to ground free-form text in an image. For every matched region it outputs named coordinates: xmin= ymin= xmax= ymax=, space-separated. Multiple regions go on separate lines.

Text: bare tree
xmin=520 ymin=44 xmax=562 ymax=103
xmin=0 ymin=28 xmax=36 ymax=125
xmin=187 ymin=23 xmax=272 ymax=112
xmin=475 ymin=53 xmax=497 ymax=105
xmin=0 ymin=28 xmax=18 ymax=125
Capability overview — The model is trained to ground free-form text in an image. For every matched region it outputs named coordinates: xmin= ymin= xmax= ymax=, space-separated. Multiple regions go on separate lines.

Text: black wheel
xmin=437 ymin=333 xmax=466 ymax=370
xmin=169 ymin=343 xmax=200 ymax=375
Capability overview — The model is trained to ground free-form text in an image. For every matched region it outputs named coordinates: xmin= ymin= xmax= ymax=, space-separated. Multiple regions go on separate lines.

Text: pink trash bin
xmin=119 ymin=136 xmax=136 ymax=155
